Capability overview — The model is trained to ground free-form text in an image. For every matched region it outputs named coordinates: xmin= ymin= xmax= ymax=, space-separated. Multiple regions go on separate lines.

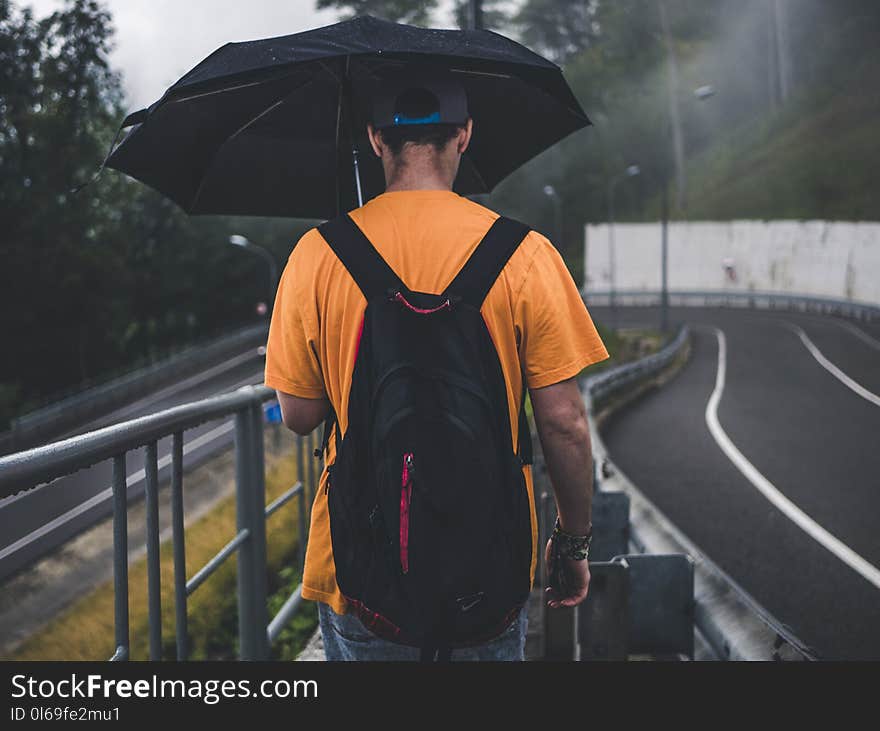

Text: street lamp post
xmin=607 ymin=165 xmax=640 ymax=331
xmin=659 ymin=84 xmax=715 ymax=332
xmin=543 ymin=184 xmax=563 ymax=251
xmin=228 ymin=234 xmax=278 ymax=305
xmin=470 ymin=0 xmax=483 ymax=30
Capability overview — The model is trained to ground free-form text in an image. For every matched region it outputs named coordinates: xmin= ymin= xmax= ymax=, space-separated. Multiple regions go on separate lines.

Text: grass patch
xmin=579 ymin=324 xmax=663 ymax=378
xmin=13 ymin=444 xmax=317 ymax=661
xmin=679 ymin=54 xmax=880 ymax=221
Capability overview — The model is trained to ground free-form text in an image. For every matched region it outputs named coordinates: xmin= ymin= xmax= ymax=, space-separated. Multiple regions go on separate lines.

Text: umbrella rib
xmin=449 ymin=68 xmax=513 ymax=80
xmin=188 ymin=76 xmax=316 ymax=211
xmin=170 ymin=77 xmax=290 ymax=105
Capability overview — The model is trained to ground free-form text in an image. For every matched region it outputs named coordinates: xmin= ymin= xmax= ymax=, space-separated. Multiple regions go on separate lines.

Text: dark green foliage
xmin=451 ymin=0 xmax=509 ymax=32
xmin=316 ymin=0 xmax=437 ymax=26
xmin=268 ymin=567 xmax=320 ymax=661
xmin=512 ymin=0 xmax=599 ymax=65
xmin=0 ymin=0 xmax=315 ymax=428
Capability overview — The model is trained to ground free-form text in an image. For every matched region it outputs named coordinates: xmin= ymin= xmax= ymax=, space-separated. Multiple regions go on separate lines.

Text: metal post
xmin=110 ymin=454 xmax=129 ymax=661
xmin=234 ymin=405 xmax=269 ymax=660
xmin=661 ymin=179 xmax=670 ymax=332
xmin=297 ymin=434 xmax=305 ymax=502
xmin=297 ymin=484 xmax=307 ymax=573
xmin=228 ymin=236 xmax=278 ymax=303
xmin=659 ymin=0 xmax=686 ymax=210
xmin=249 ymin=401 xmax=270 ymax=659
xmin=541 ymin=492 xmax=579 ymax=660
xmin=470 ymin=0 xmax=483 ymax=30
xmin=607 ymin=181 xmax=618 ymax=331
xmin=170 ymin=431 xmax=188 ymax=660
xmin=235 ymin=408 xmax=257 ymax=660
xmin=296 ymin=434 xmax=308 ymax=572
xmin=144 ymin=441 xmax=162 ymax=660
xmin=307 ymin=432 xmax=316 ymax=505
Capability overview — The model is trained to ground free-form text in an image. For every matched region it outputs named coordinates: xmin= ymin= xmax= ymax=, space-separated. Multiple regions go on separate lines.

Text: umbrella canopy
xmin=106 ymin=14 xmax=590 ymax=220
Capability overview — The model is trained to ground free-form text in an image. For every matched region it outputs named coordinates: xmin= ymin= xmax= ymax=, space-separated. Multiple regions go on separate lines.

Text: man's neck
xmin=384 ymin=182 xmax=452 ymax=192
xmin=384 ymin=175 xmax=453 ymax=193
xmin=382 ymin=150 xmax=456 ymax=192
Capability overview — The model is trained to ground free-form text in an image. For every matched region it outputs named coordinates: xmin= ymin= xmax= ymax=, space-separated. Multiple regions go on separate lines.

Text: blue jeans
xmin=318 ymin=602 xmax=528 ymax=661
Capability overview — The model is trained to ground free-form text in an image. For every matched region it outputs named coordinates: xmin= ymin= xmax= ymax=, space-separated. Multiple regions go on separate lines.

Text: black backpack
xmin=316 ymin=212 xmax=534 ymax=661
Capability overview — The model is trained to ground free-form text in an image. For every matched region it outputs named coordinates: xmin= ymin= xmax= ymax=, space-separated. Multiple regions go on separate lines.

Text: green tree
xmin=512 ymin=0 xmax=600 ymax=65
xmin=315 ymin=0 xmax=438 ymax=26
xmin=0 ymin=0 xmax=130 ymax=412
xmin=451 ymin=0 xmax=509 ymax=32
xmin=0 ymin=0 xmax=313 ymax=427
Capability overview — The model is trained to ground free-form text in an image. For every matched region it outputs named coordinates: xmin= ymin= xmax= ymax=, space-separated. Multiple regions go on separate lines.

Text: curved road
xmin=0 ymin=350 xmax=268 ymax=581
xmin=591 ymin=306 xmax=880 ymax=660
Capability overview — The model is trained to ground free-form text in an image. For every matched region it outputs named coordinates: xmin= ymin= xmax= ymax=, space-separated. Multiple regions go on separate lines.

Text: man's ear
xmin=366 ymin=123 xmax=383 ymax=158
xmin=456 ymin=118 xmax=473 ymax=155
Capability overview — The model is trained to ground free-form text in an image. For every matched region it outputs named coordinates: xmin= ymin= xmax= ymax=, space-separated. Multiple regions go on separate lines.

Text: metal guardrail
xmin=585 ymin=324 xmax=690 ymax=406
xmin=583 ymin=289 xmax=880 ymax=323
xmin=579 ymin=325 xmax=816 ymax=660
xmin=1 ymin=323 xmax=269 ymax=456
xmin=0 ymin=384 xmax=318 ymax=661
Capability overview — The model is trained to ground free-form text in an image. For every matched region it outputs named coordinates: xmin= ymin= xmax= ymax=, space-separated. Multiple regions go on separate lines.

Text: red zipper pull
xmin=400 ymin=452 xmax=414 ymax=574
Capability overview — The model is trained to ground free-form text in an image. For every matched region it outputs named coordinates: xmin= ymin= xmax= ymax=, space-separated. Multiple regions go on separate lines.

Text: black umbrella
xmin=105 ymin=14 xmax=590 ymax=220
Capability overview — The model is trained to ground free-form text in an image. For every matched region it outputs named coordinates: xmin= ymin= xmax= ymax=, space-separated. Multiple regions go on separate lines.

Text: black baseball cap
xmin=371 ymin=66 xmax=469 ymax=129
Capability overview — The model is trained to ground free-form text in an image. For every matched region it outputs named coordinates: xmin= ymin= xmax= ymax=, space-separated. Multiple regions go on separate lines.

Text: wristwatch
xmin=551 ymin=517 xmax=592 ymax=561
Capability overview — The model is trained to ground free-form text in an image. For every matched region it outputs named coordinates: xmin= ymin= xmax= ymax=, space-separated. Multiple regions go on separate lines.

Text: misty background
xmin=1 ymin=0 xmax=878 ymax=429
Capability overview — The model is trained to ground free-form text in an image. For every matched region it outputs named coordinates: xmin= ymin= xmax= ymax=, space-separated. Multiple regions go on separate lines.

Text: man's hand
xmin=531 ymin=377 xmax=593 ymax=609
xmin=544 ymin=539 xmax=590 ymax=608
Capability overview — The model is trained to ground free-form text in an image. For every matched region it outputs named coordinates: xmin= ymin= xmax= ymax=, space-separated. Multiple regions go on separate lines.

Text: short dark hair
xmin=378 ymin=123 xmax=465 ymax=157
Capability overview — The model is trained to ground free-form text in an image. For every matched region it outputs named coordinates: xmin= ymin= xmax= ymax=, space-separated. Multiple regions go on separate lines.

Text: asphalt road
xmin=0 ymin=349 xmax=268 ymax=581
xmin=591 ymin=306 xmax=880 ymax=660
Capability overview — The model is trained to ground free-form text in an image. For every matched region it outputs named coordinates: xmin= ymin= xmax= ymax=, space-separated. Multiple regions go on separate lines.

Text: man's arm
xmin=276 ymin=391 xmax=330 ymax=436
xmin=529 ymin=376 xmax=593 ymax=608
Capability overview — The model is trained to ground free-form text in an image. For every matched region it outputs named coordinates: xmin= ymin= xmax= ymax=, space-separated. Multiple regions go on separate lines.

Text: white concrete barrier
xmin=585 ymin=220 xmax=880 ymax=306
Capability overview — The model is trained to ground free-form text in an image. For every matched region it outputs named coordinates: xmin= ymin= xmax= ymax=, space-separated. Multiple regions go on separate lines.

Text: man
xmin=264 ymin=68 xmax=608 ymax=661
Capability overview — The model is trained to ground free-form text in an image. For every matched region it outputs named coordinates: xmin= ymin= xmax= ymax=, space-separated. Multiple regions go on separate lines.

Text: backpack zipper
xmin=399 ymin=452 xmax=414 ymax=574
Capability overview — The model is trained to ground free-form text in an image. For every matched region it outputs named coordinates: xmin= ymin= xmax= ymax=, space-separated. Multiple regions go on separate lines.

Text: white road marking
xmin=0 ymin=373 xmax=268 ymax=562
xmin=787 ymin=324 xmax=880 ymax=408
xmin=704 ymin=327 xmax=880 ymax=590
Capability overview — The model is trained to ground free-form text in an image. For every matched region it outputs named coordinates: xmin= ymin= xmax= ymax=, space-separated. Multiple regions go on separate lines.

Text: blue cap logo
xmin=392 ymin=111 xmax=441 ymax=126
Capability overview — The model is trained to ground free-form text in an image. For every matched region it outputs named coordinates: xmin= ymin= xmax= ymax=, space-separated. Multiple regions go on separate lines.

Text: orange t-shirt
xmin=264 ymin=189 xmax=608 ymax=614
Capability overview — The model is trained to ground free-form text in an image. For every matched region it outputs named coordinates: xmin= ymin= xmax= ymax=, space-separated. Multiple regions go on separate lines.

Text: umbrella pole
xmin=352 ymin=145 xmax=364 ymax=207
xmin=342 ymin=56 xmax=364 ymax=208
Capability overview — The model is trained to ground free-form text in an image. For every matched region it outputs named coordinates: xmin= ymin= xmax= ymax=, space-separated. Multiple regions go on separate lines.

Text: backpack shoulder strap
xmin=317 ymin=213 xmax=401 ymax=301
xmin=445 ymin=215 xmax=534 ymax=464
xmin=444 ymin=216 xmax=531 ymax=308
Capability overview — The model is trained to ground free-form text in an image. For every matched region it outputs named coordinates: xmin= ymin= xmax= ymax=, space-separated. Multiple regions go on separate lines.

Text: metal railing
xmin=585 ymin=324 xmax=689 ymax=406
xmin=583 ymin=289 xmax=880 ymax=322
xmin=0 ymin=384 xmax=317 ymax=661
xmin=1 ymin=323 xmax=269 ymax=457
